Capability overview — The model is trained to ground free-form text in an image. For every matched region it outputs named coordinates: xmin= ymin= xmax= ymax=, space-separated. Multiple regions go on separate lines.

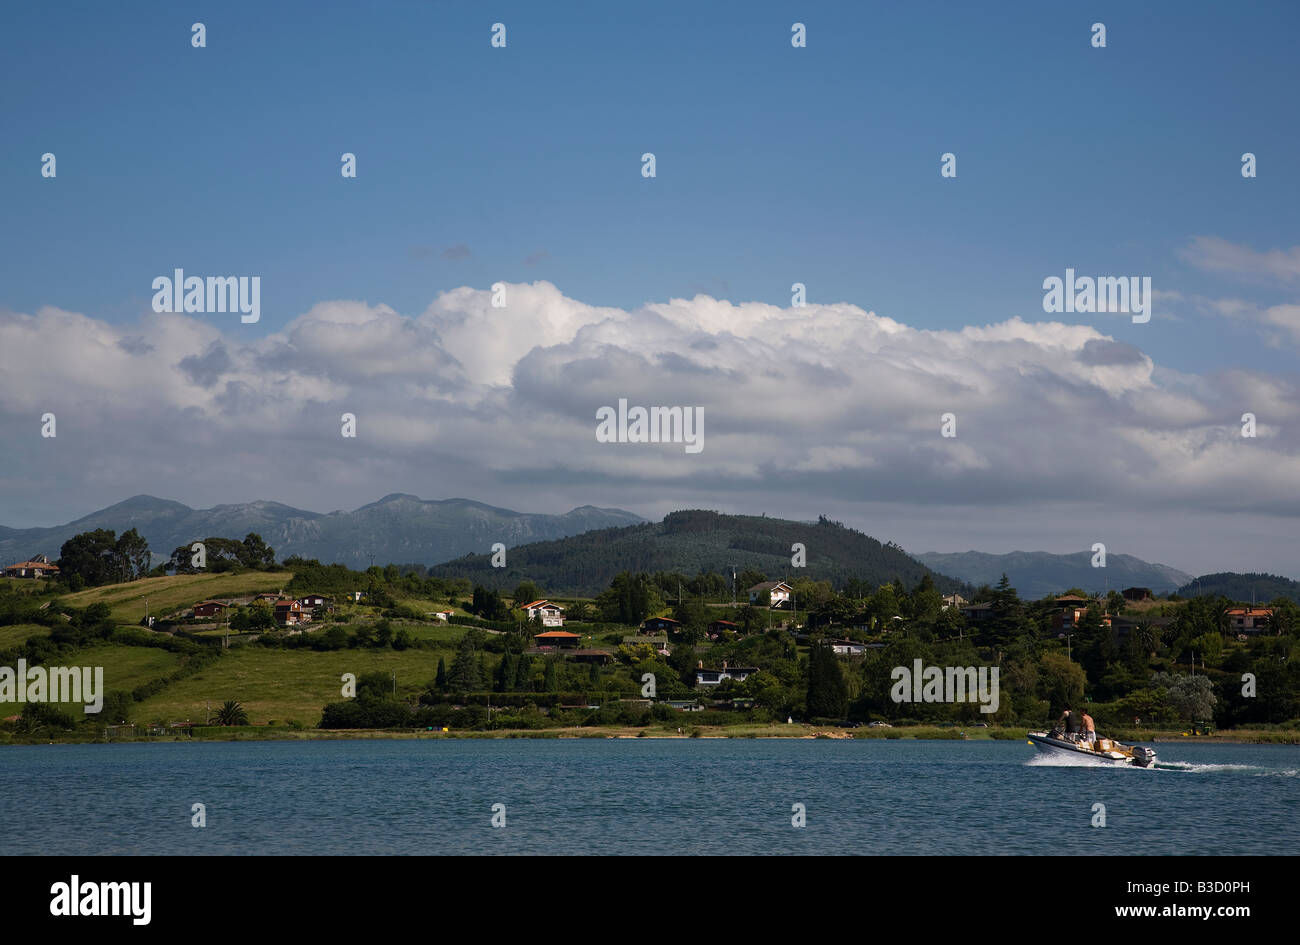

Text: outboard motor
xmin=1131 ymin=745 xmax=1156 ymax=768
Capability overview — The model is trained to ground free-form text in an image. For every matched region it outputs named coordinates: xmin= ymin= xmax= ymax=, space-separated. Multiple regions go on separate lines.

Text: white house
xmin=695 ymin=662 xmax=759 ymax=687
xmin=747 ymin=581 xmax=793 ymax=608
xmin=827 ymin=639 xmax=868 ymax=657
xmin=3 ymin=553 xmax=60 ymax=579
xmin=521 ymin=599 xmax=566 ymax=627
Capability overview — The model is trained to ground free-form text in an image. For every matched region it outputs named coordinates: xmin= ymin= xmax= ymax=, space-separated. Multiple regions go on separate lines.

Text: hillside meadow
xmin=59 ymin=571 xmax=292 ymax=623
xmin=128 ymin=643 xmax=456 ymax=726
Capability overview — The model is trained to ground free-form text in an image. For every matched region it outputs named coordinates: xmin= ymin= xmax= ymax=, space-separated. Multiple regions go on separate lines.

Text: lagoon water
xmin=1 ymin=739 xmax=1295 ymax=855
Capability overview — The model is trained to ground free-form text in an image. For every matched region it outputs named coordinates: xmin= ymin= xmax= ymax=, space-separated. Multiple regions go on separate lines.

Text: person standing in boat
xmin=1080 ymin=709 xmax=1097 ymax=746
xmin=1058 ymin=706 xmax=1079 ymax=738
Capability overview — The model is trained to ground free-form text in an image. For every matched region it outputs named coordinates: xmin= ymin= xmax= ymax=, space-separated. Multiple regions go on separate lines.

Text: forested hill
xmin=1177 ymin=572 xmax=1300 ymax=604
xmin=428 ymin=510 xmax=968 ymax=597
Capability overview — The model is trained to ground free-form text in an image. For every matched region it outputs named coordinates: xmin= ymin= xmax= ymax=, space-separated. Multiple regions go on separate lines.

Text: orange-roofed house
xmin=532 ymin=630 xmax=580 ymax=650
xmin=3 ymin=553 xmax=60 ymax=578
xmin=520 ymin=599 xmax=566 ymax=627
xmin=1225 ymin=607 xmax=1271 ymax=634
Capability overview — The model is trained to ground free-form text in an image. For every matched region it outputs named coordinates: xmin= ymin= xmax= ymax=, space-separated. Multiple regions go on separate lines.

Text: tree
xmin=514 ymin=653 xmax=533 ymax=691
xmin=543 ymin=658 xmax=558 ymax=693
xmin=58 ymin=529 xmax=119 ymax=587
xmin=806 ymin=644 xmax=848 ymax=719
xmin=435 ymin=657 xmax=448 ymax=692
xmin=1151 ymin=672 xmax=1217 ymax=721
xmin=513 ymin=582 xmax=542 ymax=606
xmin=100 ymin=691 xmax=133 ymax=725
xmin=449 ymin=636 xmax=482 ymax=691
xmin=213 ymin=700 xmax=249 ymax=725
xmin=239 ymin=532 xmax=276 ymax=569
xmin=495 ymin=651 xmax=516 ymax=692
xmin=470 ymin=586 xmax=508 ymax=621
xmin=1131 ymin=621 xmax=1160 ymax=658
xmin=1036 ymin=652 xmax=1086 ymax=715
xmin=114 ymin=529 xmax=152 ymax=582
xmin=247 ymin=600 xmax=275 ymax=631
xmin=596 ymin=572 xmax=659 ymax=625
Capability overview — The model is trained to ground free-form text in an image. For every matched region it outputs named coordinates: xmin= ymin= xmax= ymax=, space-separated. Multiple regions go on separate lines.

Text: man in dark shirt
xmin=1059 ymin=706 xmax=1078 ymax=736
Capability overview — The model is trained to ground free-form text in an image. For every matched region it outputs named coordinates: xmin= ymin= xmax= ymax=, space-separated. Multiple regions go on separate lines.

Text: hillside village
xmin=2 ymin=523 xmax=1298 ymax=740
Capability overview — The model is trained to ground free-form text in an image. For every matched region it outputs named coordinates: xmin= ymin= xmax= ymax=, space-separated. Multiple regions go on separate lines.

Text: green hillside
xmin=58 ymin=571 xmax=291 ymax=623
xmin=1177 ymin=572 xmax=1300 ymax=604
xmin=429 ymin=509 xmax=968 ymax=596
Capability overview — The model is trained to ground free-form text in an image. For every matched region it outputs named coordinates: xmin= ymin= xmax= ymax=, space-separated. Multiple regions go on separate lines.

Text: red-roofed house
xmin=532 ymin=630 xmax=580 ymax=650
xmin=3 ymin=554 xmax=59 ymax=578
xmin=1225 ymin=607 xmax=1271 ymax=634
xmin=193 ymin=600 xmax=229 ymax=618
xmin=274 ymin=599 xmax=307 ymax=626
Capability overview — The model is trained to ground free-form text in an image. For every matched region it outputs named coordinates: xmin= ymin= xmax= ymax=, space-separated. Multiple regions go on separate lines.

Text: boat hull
xmin=1027 ymin=732 xmax=1155 ymax=767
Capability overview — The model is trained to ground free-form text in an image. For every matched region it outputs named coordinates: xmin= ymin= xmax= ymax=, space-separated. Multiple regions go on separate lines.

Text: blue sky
xmin=4 ymin=1 xmax=1295 ymax=368
xmin=2 ymin=1 xmax=1299 ymax=575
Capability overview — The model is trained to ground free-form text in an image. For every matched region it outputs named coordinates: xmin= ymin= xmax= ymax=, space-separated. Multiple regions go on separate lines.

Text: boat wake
xmin=1152 ymin=761 xmax=1299 ymax=777
xmin=1024 ymin=752 xmax=1140 ymax=769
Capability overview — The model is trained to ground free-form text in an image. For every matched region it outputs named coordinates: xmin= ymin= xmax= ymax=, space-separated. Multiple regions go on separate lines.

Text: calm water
xmin=1 ymin=739 xmax=1295 ymax=855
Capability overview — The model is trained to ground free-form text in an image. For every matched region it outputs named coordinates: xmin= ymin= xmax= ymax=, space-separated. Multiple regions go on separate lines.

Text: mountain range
xmin=910 ymin=550 xmax=1194 ymax=600
xmin=0 ymin=494 xmax=645 ymax=571
xmin=1 ymin=496 xmax=1237 ymax=602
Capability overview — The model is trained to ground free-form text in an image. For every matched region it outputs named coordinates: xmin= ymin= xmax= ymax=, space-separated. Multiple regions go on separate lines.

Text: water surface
xmin=1 ymin=739 xmax=1294 ymax=854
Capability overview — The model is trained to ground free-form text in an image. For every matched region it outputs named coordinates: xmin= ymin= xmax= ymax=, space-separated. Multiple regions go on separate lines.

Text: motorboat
xmin=1026 ymin=729 xmax=1157 ymax=767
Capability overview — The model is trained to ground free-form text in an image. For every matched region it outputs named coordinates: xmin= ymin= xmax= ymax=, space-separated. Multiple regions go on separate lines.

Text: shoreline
xmin=3 ymin=725 xmax=1297 ymax=746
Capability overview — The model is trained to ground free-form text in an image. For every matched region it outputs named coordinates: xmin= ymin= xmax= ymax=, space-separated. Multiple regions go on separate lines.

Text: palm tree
xmin=1132 ymin=621 xmax=1160 ymax=658
xmin=1210 ymin=599 xmax=1230 ymax=636
xmin=213 ymin=700 xmax=249 ymax=726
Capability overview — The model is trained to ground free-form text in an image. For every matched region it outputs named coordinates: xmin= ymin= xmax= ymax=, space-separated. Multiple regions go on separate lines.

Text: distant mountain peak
xmin=912 ymin=549 xmax=1193 ymax=599
xmin=0 ymin=494 xmax=646 ymax=570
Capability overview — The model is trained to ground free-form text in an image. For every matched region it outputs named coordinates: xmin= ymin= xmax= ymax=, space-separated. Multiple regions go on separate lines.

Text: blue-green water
xmin=1 ymin=739 xmax=1295 ymax=854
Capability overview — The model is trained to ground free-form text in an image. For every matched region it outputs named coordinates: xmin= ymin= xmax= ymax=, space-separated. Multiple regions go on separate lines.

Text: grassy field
xmin=130 ymin=645 xmax=457 ymax=726
xmin=57 ymin=572 xmax=292 ymax=623
xmin=28 ymin=642 xmax=187 ymax=707
xmin=0 ymin=623 xmax=50 ymax=650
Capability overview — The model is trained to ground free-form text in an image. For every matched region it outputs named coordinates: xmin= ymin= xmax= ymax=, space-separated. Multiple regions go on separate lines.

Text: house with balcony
xmin=274 ymin=599 xmax=307 ymax=626
xmin=520 ymin=599 xmax=566 ymax=627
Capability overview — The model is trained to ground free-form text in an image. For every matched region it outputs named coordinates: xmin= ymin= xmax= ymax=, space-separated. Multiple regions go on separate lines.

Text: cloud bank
xmin=1 ymin=277 xmax=1298 ymax=573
